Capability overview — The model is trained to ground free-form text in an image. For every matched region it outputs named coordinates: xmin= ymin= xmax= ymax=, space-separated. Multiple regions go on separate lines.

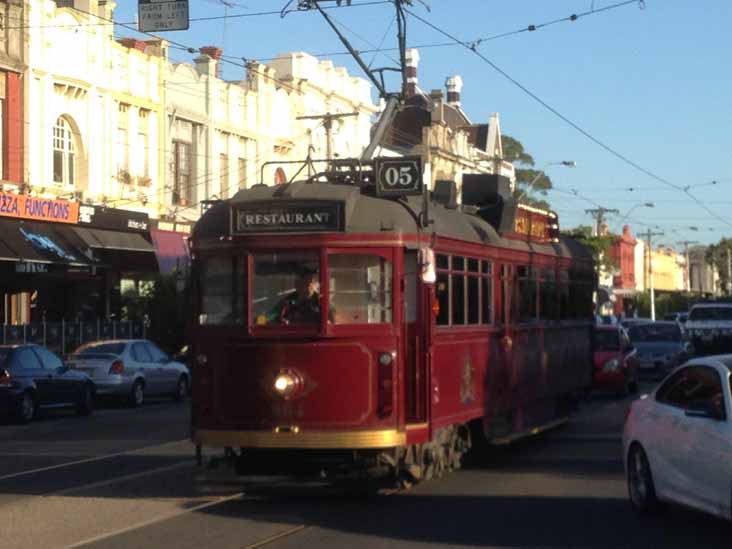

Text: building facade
xmin=0 ymin=0 xmax=25 ymax=190
xmin=165 ymin=50 xmax=379 ymax=224
xmin=688 ymin=245 xmax=719 ymax=295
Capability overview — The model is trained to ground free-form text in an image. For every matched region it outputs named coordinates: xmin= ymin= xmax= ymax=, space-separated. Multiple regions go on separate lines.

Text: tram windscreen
xmin=253 ymin=252 xmax=321 ymax=325
xmin=328 ymin=254 xmax=392 ymax=324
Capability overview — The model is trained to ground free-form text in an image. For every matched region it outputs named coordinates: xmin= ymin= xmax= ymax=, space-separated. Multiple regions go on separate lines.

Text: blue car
xmin=0 ymin=344 xmax=95 ymax=423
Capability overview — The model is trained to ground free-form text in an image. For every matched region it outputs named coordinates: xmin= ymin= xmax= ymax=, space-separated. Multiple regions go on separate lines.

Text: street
xmin=0 ymin=387 xmax=729 ymax=549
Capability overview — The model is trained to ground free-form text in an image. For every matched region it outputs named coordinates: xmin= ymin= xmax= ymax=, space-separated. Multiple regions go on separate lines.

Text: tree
xmin=501 ymin=134 xmax=553 ymax=210
xmin=564 ymin=225 xmax=615 ymax=273
xmin=706 ymin=238 xmax=732 ymax=294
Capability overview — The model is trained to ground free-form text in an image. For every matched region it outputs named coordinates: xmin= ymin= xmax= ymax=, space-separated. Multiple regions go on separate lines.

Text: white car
xmin=623 ymin=355 xmax=732 ymax=520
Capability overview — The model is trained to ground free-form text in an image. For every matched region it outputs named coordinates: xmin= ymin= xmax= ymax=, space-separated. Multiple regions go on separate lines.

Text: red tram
xmin=189 ymin=160 xmax=595 ymax=483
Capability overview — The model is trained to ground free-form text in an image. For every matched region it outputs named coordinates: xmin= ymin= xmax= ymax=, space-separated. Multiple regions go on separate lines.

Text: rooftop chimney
xmin=405 ymin=48 xmax=420 ymax=96
xmin=446 ymin=75 xmax=463 ymax=107
xmin=199 ymin=46 xmax=223 ymax=78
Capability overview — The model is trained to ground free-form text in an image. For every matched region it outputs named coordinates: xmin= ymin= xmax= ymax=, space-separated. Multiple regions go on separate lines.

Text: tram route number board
xmin=374 ymin=157 xmax=423 ymax=197
xmin=138 ymin=0 xmax=189 ymax=32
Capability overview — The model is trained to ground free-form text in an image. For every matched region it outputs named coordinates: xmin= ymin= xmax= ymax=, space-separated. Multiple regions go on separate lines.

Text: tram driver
xmin=266 ymin=270 xmax=327 ymax=325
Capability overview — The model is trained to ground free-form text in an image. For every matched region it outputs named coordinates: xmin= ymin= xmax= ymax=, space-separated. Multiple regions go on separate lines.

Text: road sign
xmin=374 ymin=156 xmax=423 ymax=197
xmin=138 ymin=0 xmax=189 ymax=32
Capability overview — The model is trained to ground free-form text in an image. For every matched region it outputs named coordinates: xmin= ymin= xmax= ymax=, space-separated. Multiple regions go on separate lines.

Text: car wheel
xmin=129 ymin=380 xmax=145 ymax=408
xmin=173 ymin=376 xmax=188 ymax=402
xmin=17 ymin=392 xmax=35 ymax=424
xmin=627 ymin=444 xmax=661 ymax=514
xmin=76 ymin=384 xmax=94 ymax=416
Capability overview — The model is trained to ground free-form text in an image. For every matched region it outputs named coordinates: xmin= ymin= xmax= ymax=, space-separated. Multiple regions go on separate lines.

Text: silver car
xmin=67 ymin=340 xmax=189 ymax=406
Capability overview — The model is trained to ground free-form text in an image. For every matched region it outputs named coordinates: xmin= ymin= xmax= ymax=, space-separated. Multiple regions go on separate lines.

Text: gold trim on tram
xmin=193 ymin=428 xmax=406 ymax=449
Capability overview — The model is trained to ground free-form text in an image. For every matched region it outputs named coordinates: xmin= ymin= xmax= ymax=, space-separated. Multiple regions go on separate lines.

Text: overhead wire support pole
xmin=677 ymin=240 xmax=699 ymax=292
xmin=642 ymin=229 xmax=664 ymax=321
xmin=311 ymin=0 xmax=389 ymax=98
xmin=585 ymin=207 xmax=619 ymax=236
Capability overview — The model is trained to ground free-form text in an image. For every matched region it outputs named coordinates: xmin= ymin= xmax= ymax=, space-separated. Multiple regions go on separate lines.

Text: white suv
xmin=685 ymin=303 xmax=732 ymax=355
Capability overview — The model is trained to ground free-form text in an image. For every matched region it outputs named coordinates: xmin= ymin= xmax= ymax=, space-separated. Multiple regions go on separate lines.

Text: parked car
xmin=593 ymin=325 xmax=640 ymax=396
xmin=623 ymin=355 xmax=732 ymax=521
xmin=663 ymin=311 xmax=688 ymax=325
xmin=0 ymin=344 xmax=95 ymax=423
xmin=685 ymin=303 xmax=732 ymax=356
xmin=67 ymin=340 xmax=189 ymax=407
xmin=620 ymin=317 xmax=652 ymax=330
xmin=627 ymin=321 xmax=689 ymax=378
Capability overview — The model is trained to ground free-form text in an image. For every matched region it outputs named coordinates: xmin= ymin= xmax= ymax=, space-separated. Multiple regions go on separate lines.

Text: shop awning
xmin=72 ymin=227 xmax=154 ymax=253
xmin=0 ymin=218 xmax=96 ymax=266
xmin=150 ymin=229 xmax=189 ymax=275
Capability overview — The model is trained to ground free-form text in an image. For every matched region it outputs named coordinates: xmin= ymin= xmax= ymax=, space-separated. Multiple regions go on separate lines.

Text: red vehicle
xmin=592 ymin=325 xmax=639 ymax=396
xmin=189 ymin=161 xmax=595 ymax=483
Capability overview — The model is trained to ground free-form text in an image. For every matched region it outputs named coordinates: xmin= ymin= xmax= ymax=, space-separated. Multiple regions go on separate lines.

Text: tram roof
xmin=193 ymin=181 xmax=592 ymax=262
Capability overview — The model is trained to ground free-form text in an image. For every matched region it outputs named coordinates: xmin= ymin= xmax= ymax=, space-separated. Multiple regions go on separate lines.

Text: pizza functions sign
xmin=0 ymin=192 xmax=79 ymax=224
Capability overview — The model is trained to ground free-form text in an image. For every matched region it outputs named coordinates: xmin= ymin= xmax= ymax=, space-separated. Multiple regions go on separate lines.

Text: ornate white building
xmin=26 ymin=0 xmax=166 ymax=213
xmin=165 ymin=49 xmax=379 ymax=224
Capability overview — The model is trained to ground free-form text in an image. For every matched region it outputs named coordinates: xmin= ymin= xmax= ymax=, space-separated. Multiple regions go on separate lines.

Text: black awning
xmin=0 ymin=218 xmax=97 ymax=266
xmin=72 ymin=227 xmax=154 ymax=253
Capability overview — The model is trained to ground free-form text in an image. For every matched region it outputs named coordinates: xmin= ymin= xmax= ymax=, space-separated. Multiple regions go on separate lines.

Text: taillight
xmin=0 ymin=369 xmax=11 ymax=387
xmin=377 ymin=352 xmax=394 ymax=418
xmin=432 ymin=298 xmax=440 ymax=317
xmin=109 ymin=360 xmax=124 ymax=375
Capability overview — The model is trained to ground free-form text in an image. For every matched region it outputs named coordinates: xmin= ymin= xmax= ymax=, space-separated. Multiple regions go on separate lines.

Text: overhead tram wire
xmin=249 ymin=0 xmax=642 ymax=62
xmin=403 ymin=6 xmax=732 ymax=231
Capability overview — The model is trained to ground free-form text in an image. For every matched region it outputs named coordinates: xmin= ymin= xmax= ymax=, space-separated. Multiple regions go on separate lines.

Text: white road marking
xmin=245 ymin=525 xmax=309 ymax=548
xmin=0 ymin=438 xmax=190 ymax=482
xmin=52 ymin=461 xmax=192 ymax=497
xmin=66 ymin=491 xmax=245 ymax=548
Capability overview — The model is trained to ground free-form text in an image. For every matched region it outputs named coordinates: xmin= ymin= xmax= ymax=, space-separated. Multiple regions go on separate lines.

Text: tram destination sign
xmin=233 ymin=202 xmax=344 ymax=234
xmin=374 ymin=156 xmax=423 ymax=197
xmin=138 ymin=0 xmax=189 ymax=32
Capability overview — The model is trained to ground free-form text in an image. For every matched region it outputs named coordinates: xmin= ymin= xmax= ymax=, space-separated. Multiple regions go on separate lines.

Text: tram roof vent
xmin=461 ymin=173 xmax=517 ymax=234
xmin=432 ymin=180 xmax=458 ymax=209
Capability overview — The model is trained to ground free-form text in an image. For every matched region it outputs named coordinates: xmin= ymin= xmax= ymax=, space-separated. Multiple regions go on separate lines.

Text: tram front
xmin=190 ymin=181 xmax=423 ymax=477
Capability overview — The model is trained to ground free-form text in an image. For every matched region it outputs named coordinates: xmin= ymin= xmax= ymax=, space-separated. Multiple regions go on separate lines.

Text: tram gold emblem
xmin=460 ymin=358 xmax=476 ymax=404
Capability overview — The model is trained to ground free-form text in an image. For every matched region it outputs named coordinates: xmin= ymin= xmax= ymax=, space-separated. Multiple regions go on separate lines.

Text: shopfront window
xmin=253 ymin=252 xmax=321 ymax=326
xmin=198 ymin=255 xmax=245 ymax=326
xmin=329 ymin=254 xmax=392 ymax=324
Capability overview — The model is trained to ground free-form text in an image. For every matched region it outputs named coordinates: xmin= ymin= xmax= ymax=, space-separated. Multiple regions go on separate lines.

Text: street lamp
xmin=617 ymin=202 xmax=655 ymax=229
xmin=515 ymin=160 xmax=576 ymax=204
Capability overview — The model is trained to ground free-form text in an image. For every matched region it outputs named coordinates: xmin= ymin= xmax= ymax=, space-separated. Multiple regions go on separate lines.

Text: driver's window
xmin=328 ymin=254 xmax=392 ymax=324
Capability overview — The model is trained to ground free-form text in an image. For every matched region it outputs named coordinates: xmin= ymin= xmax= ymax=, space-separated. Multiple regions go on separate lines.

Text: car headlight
xmin=603 ymin=358 xmax=620 ymax=373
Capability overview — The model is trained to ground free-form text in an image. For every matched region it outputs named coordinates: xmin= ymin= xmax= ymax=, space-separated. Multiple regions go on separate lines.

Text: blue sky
xmin=114 ymin=1 xmax=731 ymax=246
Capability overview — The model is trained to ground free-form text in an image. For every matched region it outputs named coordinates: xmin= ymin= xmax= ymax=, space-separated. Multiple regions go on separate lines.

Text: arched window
xmin=53 ymin=117 xmax=75 ymax=185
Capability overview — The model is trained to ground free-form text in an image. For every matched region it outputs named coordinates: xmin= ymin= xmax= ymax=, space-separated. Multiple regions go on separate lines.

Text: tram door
xmin=403 ymin=251 xmax=428 ymax=424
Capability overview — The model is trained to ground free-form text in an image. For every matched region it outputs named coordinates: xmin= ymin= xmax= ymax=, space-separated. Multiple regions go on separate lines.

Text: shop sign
xmin=15 ymin=262 xmax=48 ymax=273
xmin=233 ymin=202 xmax=344 ymax=234
xmin=78 ymin=205 xmax=149 ymax=232
xmin=0 ymin=192 xmax=79 ymax=224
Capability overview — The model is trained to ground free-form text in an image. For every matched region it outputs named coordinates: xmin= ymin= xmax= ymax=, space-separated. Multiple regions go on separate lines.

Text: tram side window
xmin=558 ymin=270 xmax=570 ymax=320
xmin=517 ymin=266 xmax=537 ymax=322
xmin=199 ymin=256 xmax=245 ymax=326
xmin=436 ymin=272 xmax=450 ymax=326
xmin=481 ymin=261 xmax=492 ymax=324
xmin=540 ymin=268 xmax=558 ymax=320
xmin=452 ymin=272 xmax=466 ymax=325
xmin=329 ymin=254 xmax=392 ymax=324
xmin=467 ymin=275 xmax=479 ymax=324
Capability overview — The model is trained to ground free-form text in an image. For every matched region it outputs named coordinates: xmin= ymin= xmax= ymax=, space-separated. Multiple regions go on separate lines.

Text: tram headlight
xmin=602 ymin=358 xmax=620 ymax=373
xmin=273 ymin=370 xmax=301 ymax=399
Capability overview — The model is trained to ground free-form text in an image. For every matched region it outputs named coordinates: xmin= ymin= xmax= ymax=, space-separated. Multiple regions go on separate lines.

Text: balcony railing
xmin=2 ymin=320 xmax=146 ymax=356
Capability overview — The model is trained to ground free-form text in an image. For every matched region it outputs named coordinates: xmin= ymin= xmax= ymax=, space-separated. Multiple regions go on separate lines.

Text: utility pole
xmin=297 ymin=112 xmax=359 ymax=169
xmin=642 ymin=229 xmax=664 ymax=321
xmin=585 ymin=207 xmax=619 ymax=236
xmin=677 ymin=240 xmax=699 ymax=293
xmin=727 ymin=246 xmax=732 ymax=296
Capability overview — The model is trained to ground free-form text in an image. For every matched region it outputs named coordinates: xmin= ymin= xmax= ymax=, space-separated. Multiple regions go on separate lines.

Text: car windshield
xmin=689 ymin=307 xmax=732 ymax=321
xmin=594 ymin=330 xmax=620 ymax=351
xmin=74 ymin=342 xmax=125 ymax=356
xmin=628 ymin=324 xmax=681 ymax=343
